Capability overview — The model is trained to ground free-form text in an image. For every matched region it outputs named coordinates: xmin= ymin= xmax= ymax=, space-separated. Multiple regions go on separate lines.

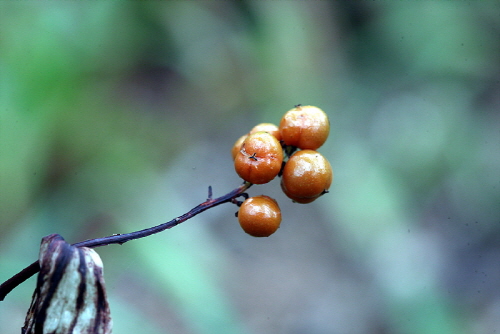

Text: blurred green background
xmin=1 ymin=2 xmax=500 ymax=333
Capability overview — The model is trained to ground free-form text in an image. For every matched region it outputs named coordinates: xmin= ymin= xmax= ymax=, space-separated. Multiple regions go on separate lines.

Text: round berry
xmin=250 ymin=123 xmax=281 ymax=141
xmin=231 ymin=134 xmax=248 ymax=160
xmin=234 ymin=131 xmax=284 ymax=184
xmin=238 ymin=195 xmax=282 ymax=237
xmin=279 ymin=105 xmax=329 ymax=150
xmin=281 ymin=150 xmax=333 ymax=203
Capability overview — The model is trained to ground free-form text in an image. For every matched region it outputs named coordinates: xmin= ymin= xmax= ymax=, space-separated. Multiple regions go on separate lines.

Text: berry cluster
xmin=232 ymin=105 xmax=333 ymax=237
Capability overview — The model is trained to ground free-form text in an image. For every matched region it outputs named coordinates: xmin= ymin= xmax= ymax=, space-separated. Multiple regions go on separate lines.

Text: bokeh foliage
xmin=1 ymin=2 xmax=500 ymax=334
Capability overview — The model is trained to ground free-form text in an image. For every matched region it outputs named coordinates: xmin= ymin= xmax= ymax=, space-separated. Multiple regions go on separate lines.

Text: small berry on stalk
xmin=249 ymin=123 xmax=281 ymax=141
xmin=279 ymin=105 xmax=330 ymax=150
xmin=281 ymin=150 xmax=333 ymax=203
xmin=234 ymin=131 xmax=283 ymax=184
xmin=238 ymin=195 xmax=282 ymax=237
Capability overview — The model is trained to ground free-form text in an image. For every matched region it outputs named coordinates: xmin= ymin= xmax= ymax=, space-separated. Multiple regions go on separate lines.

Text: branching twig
xmin=0 ymin=182 xmax=252 ymax=301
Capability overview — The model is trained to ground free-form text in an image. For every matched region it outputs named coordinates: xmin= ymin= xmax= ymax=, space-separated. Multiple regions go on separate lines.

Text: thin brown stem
xmin=0 ymin=182 xmax=252 ymax=301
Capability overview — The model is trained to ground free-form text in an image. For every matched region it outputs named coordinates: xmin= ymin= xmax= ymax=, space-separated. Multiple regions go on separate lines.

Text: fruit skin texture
xmin=231 ymin=123 xmax=281 ymax=161
xmin=231 ymin=134 xmax=248 ymax=160
xmin=279 ymin=105 xmax=330 ymax=150
xmin=281 ymin=150 xmax=333 ymax=203
xmin=238 ymin=196 xmax=282 ymax=237
xmin=250 ymin=123 xmax=281 ymax=141
xmin=234 ymin=131 xmax=284 ymax=184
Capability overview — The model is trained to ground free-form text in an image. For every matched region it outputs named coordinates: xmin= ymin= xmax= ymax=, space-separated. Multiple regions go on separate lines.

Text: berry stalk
xmin=0 ymin=182 xmax=252 ymax=301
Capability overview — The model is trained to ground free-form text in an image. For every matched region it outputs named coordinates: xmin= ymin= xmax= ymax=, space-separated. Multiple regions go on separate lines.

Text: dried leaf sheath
xmin=23 ymin=234 xmax=112 ymax=334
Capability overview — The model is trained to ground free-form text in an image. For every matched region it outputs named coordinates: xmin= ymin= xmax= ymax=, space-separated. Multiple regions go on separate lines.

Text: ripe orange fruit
xmin=238 ymin=195 xmax=282 ymax=237
xmin=279 ymin=105 xmax=329 ymax=150
xmin=281 ymin=150 xmax=333 ymax=203
xmin=249 ymin=123 xmax=281 ymax=141
xmin=234 ymin=131 xmax=284 ymax=184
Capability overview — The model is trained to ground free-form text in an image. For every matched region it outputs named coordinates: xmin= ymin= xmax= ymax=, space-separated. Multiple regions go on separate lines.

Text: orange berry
xmin=281 ymin=150 xmax=333 ymax=203
xmin=234 ymin=131 xmax=284 ymax=184
xmin=279 ymin=105 xmax=329 ymax=150
xmin=238 ymin=195 xmax=281 ymax=237
xmin=250 ymin=123 xmax=281 ymax=141
xmin=231 ymin=134 xmax=248 ymax=160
